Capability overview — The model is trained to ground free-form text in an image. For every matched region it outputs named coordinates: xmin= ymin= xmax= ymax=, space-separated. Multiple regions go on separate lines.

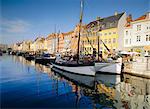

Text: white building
xmin=124 ymin=14 xmax=133 ymax=48
xmin=17 ymin=43 xmax=23 ymax=51
xmin=63 ymin=31 xmax=73 ymax=53
xmin=124 ymin=12 xmax=150 ymax=55
xmin=46 ymin=33 xmax=58 ymax=54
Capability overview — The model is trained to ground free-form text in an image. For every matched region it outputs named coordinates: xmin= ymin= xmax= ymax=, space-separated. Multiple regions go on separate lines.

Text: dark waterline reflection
xmin=0 ymin=55 xmax=150 ymax=109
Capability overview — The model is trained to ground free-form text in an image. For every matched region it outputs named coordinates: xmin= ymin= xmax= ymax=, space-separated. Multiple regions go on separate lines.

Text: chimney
xmin=114 ymin=11 xmax=118 ymax=16
xmin=126 ymin=14 xmax=132 ymax=23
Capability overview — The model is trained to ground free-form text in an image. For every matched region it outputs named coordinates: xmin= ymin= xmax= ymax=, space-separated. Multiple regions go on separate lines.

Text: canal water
xmin=0 ymin=55 xmax=150 ymax=109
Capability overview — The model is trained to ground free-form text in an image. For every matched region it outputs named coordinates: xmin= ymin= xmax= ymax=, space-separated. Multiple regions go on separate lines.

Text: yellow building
xmin=99 ymin=28 xmax=118 ymax=54
xmin=71 ymin=24 xmax=86 ymax=55
xmin=81 ymin=12 xmax=126 ymax=58
xmin=22 ymin=40 xmax=32 ymax=52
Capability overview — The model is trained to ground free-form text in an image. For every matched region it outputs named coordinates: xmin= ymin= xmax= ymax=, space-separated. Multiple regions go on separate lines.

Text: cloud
xmin=1 ymin=19 xmax=31 ymax=33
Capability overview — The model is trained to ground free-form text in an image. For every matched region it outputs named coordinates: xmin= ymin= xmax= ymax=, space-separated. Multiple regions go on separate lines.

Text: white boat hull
xmin=95 ymin=62 xmax=122 ymax=74
xmin=95 ymin=73 xmax=121 ymax=85
xmin=51 ymin=63 xmax=95 ymax=76
xmin=51 ymin=63 xmax=96 ymax=87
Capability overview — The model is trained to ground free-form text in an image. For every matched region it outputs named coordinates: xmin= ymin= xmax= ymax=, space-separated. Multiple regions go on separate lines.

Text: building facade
xmin=21 ymin=40 xmax=32 ymax=52
xmin=81 ymin=12 xmax=127 ymax=56
xmin=62 ymin=31 xmax=74 ymax=55
xmin=46 ymin=33 xmax=58 ymax=54
xmin=34 ymin=37 xmax=45 ymax=53
xmin=124 ymin=12 xmax=150 ymax=55
xmin=57 ymin=33 xmax=64 ymax=53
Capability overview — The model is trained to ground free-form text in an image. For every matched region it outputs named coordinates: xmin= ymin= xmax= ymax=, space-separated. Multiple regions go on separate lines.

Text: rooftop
xmin=86 ymin=12 xmax=125 ymax=30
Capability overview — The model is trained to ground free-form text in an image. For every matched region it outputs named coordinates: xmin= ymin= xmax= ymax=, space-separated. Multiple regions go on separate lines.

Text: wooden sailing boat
xmin=51 ymin=0 xmax=95 ymax=77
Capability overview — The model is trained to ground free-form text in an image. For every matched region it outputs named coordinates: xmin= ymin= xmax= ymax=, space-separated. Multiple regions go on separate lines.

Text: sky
xmin=1 ymin=0 xmax=150 ymax=45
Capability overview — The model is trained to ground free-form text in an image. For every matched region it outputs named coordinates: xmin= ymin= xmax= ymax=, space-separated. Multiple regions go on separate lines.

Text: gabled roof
xmin=46 ymin=33 xmax=57 ymax=40
xmin=86 ymin=12 xmax=125 ymax=30
xmin=134 ymin=15 xmax=146 ymax=21
xmin=125 ymin=13 xmax=148 ymax=27
xmin=62 ymin=31 xmax=74 ymax=36
xmin=34 ymin=37 xmax=45 ymax=42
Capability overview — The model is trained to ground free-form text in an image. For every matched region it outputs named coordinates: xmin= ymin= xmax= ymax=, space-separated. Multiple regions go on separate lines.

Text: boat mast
xmin=98 ymin=33 xmax=100 ymax=61
xmin=54 ymin=25 xmax=57 ymax=54
xmin=97 ymin=19 xmax=101 ymax=61
xmin=57 ymin=30 xmax=60 ymax=53
xmin=77 ymin=0 xmax=84 ymax=63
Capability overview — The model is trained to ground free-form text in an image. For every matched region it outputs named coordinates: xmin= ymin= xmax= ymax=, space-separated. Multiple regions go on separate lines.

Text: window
xmin=102 ymin=25 xmax=105 ymax=29
xmin=89 ymin=40 xmax=91 ymax=44
xmin=137 ymin=25 xmax=141 ymax=31
xmin=126 ymin=31 xmax=128 ymax=35
xmin=108 ymin=39 xmax=111 ymax=43
xmin=98 ymin=39 xmax=102 ymax=44
xmin=130 ymin=39 xmax=131 ymax=44
xmin=82 ymin=41 xmax=84 ymax=44
xmin=113 ymin=32 xmax=116 ymax=34
xmin=125 ymin=39 xmax=128 ymax=44
xmin=109 ymin=32 xmax=111 ymax=35
xmin=89 ymin=47 xmax=91 ymax=52
xmin=104 ymin=33 xmax=107 ymax=36
xmin=93 ymin=40 xmax=95 ymax=44
xmin=147 ymin=35 xmax=150 ymax=41
xmin=104 ymin=39 xmax=107 ymax=44
xmin=146 ymin=35 xmax=149 ymax=41
xmin=113 ymin=38 xmax=116 ymax=43
xmin=137 ymin=36 xmax=141 ymax=42
xmin=139 ymin=36 xmax=141 ymax=41
xmin=110 ymin=23 xmax=113 ymax=27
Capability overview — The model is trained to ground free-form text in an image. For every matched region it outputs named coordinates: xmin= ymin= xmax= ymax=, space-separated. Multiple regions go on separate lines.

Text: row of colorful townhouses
xmin=12 ymin=12 xmax=150 ymax=56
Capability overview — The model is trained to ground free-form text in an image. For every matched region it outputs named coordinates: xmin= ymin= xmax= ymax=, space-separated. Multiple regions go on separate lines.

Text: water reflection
xmin=95 ymin=73 xmax=150 ymax=109
xmin=2 ymin=55 xmax=150 ymax=109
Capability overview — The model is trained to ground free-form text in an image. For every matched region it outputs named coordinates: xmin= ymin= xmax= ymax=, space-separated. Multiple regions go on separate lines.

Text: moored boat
xmin=51 ymin=62 xmax=95 ymax=76
xmin=35 ymin=53 xmax=55 ymax=65
xmin=16 ymin=51 xmax=23 ymax=56
xmin=95 ymin=58 xmax=122 ymax=74
xmin=25 ymin=54 xmax=35 ymax=61
xmin=0 ymin=50 xmax=3 ymax=56
xmin=51 ymin=63 xmax=95 ymax=88
xmin=51 ymin=0 xmax=96 ymax=77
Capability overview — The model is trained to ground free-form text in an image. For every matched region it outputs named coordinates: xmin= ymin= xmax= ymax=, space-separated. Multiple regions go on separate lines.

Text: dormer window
xmin=126 ymin=31 xmax=128 ymax=35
